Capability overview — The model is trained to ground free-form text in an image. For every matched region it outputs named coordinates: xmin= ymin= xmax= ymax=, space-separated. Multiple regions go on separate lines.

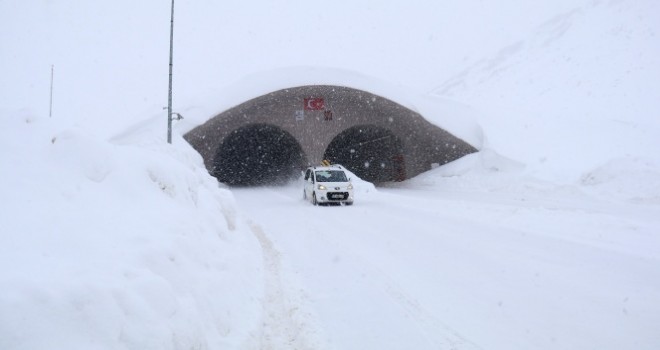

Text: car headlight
xmin=317 ymin=185 xmax=326 ymax=190
xmin=347 ymin=183 xmax=353 ymax=190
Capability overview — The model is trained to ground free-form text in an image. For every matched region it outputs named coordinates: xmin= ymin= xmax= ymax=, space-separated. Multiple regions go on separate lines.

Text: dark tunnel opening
xmin=212 ymin=124 xmax=306 ymax=186
xmin=324 ymin=125 xmax=406 ymax=183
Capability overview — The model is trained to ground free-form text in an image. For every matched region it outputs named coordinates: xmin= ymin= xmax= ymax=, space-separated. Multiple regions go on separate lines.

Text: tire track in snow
xmin=246 ymin=221 xmax=326 ymax=350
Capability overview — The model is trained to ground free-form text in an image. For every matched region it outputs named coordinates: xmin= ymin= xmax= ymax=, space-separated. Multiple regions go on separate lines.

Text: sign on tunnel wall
xmin=184 ymin=85 xmax=478 ymax=186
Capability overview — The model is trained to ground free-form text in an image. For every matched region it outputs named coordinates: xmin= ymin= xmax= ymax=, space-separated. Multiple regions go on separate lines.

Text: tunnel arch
xmin=212 ymin=123 xmax=306 ymax=186
xmin=324 ymin=125 xmax=406 ymax=183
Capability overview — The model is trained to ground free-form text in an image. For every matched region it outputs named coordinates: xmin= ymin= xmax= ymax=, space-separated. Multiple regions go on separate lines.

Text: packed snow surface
xmin=232 ymin=156 xmax=660 ymax=349
xmin=1 ymin=0 xmax=660 ymax=349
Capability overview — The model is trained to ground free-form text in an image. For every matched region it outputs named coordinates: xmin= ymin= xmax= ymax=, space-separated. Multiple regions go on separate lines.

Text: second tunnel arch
xmin=185 ymin=85 xmax=477 ymax=186
xmin=324 ymin=125 xmax=406 ymax=183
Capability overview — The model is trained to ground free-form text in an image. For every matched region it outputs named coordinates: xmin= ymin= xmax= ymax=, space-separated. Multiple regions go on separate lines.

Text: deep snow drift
xmin=0 ymin=117 xmax=265 ymax=349
xmin=1 ymin=0 xmax=660 ymax=349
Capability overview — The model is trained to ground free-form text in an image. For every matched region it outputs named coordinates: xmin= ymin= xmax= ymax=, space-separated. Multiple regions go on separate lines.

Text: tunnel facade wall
xmin=184 ymin=85 xmax=477 ymax=183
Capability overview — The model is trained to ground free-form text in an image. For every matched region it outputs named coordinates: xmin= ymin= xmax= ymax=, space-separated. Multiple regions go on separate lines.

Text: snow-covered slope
xmin=435 ymin=0 xmax=660 ymax=183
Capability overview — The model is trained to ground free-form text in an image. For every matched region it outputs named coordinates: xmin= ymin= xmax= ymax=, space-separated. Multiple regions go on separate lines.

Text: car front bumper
xmin=317 ymin=190 xmax=354 ymax=203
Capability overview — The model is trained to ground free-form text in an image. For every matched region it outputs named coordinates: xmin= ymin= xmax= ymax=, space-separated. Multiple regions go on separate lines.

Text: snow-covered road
xmin=232 ymin=175 xmax=660 ymax=350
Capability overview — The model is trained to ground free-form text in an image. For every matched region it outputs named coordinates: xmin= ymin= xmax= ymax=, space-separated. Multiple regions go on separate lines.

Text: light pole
xmin=167 ymin=0 xmax=175 ymax=144
xmin=49 ymin=65 xmax=54 ymax=118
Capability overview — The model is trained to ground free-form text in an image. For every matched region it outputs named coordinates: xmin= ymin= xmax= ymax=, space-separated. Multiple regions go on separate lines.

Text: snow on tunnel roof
xmin=178 ymin=66 xmax=483 ymax=149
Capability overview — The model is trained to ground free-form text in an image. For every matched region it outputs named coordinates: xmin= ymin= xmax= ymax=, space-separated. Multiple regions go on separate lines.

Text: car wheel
xmin=312 ymin=193 xmax=318 ymax=206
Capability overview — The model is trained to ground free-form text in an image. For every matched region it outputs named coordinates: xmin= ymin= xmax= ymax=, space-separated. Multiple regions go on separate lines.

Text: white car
xmin=303 ymin=164 xmax=354 ymax=206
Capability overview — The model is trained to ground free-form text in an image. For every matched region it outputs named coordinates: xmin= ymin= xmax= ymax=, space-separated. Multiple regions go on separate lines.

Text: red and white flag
xmin=304 ymin=97 xmax=325 ymax=110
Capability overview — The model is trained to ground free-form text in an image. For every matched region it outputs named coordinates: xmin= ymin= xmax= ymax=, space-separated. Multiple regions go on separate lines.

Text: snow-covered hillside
xmin=435 ymin=0 xmax=660 ymax=183
xmin=1 ymin=0 xmax=659 ymax=349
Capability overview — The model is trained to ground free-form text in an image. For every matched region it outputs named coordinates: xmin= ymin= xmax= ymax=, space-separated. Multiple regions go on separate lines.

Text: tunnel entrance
xmin=212 ymin=124 xmax=306 ymax=186
xmin=324 ymin=125 xmax=406 ymax=183
xmin=185 ymin=84 xmax=480 ymax=186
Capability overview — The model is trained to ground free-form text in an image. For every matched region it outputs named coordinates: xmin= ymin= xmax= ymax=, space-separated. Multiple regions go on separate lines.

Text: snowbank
xmin=0 ymin=112 xmax=264 ymax=349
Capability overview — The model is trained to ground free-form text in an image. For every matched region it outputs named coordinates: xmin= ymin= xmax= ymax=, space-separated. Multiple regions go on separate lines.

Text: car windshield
xmin=315 ymin=170 xmax=348 ymax=182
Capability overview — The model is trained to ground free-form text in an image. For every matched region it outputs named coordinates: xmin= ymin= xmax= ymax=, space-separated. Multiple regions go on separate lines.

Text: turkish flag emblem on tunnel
xmin=304 ymin=97 xmax=325 ymax=110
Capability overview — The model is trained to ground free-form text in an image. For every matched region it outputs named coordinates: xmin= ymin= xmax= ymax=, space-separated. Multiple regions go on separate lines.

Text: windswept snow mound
xmin=581 ymin=157 xmax=660 ymax=204
xmin=399 ymin=149 xmax=525 ymax=188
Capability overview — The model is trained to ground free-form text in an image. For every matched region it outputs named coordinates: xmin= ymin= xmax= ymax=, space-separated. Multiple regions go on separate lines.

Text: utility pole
xmin=167 ymin=0 xmax=175 ymax=143
xmin=49 ymin=65 xmax=54 ymax=118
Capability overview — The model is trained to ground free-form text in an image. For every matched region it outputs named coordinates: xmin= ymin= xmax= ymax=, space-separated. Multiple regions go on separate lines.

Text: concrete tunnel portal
xmin=184 ymin=85 xmax=477 ymax=186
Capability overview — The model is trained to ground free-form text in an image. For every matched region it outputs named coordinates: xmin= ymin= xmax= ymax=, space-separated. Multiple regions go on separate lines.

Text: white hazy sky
xmin=1 ymin=1 xmax=585 ymax=129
